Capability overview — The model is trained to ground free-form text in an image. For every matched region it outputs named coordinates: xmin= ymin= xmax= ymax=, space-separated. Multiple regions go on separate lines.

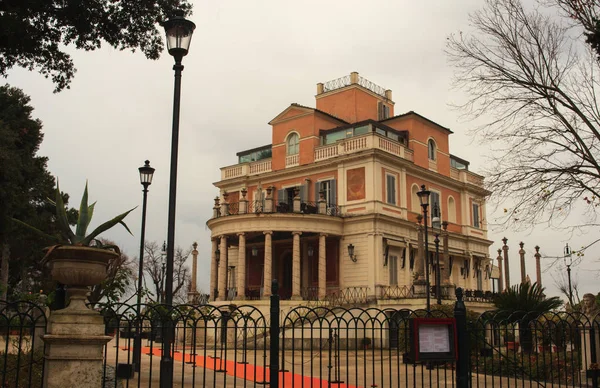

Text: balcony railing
xmin=315 ymin=132 xmax=413 ymax=164
xmin=213 ymin=199 xmax=343 ymax=219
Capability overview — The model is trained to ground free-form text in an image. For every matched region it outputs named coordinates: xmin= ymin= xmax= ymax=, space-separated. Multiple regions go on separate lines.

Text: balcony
xmin=314 ymin=132 xmax=414 ymax=163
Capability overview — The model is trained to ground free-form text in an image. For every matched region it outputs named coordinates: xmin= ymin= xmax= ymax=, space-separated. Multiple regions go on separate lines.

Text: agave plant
xmin=13 ymin=181 xmax=136 ymax=254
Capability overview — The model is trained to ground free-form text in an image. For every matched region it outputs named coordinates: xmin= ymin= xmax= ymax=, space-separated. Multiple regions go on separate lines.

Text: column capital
xmin=319 ymin=233 xmax=328 ymax=238
xmin=264 ymin=231 xmax=273 ymax=236
xmin=292 ymin=231 xmax=302 ymax=236
xmin=219 ymin=235 xmax=228 ymax=240
xmin=237 ymin=232 xmax=246 ymax=237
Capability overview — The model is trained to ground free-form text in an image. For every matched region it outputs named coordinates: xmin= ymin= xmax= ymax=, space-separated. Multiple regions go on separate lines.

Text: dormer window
xmin=287 ymin=133 xmax=299 ymax=155
xmin=428 ymin=139 xmax=436 ymax=160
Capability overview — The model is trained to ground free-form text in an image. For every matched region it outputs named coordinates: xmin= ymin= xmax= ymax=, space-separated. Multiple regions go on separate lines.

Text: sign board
xmin=407 ymin=318 xmax=457 ymax=362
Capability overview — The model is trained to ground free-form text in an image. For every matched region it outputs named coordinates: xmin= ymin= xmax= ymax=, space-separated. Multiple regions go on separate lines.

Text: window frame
xmin=385 ymin=173 xmax=397 ymax=205
xmin=472 ymin=203 xmax=481 ymax=228
xmin=428 ymin=139 xmax=436 ymax=160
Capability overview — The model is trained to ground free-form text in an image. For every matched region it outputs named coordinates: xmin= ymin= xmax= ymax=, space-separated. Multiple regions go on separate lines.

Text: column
xmin=210 ymin=238 xmax=218 ymax=301
xmin=217 ymin=236 xmax=228 ymax=301
xmin=292 ymin=232 xmax=302 ymax=300
xmin=236 ymin=233 xmax=246 ymax=300
xmin=442 ymin=221 xmax=451 ymax=284
xmin=496 ymin=248 xmax=504 ymax=292
xmin=318 ymin=234 xmax=327 ymax=300
xmin=502 ymin=237 xmax=510 ymax=289
xmin=534 ymin=245 xmax=542 ymax=287
xmin=263 ymin=231 xmax=273 ymax=298
xmin=519 ymin=241 xmax=526 ymax=284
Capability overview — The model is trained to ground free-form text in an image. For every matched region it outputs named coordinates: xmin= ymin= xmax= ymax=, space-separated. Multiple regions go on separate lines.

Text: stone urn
xmin=45 ymin=245 xmax=117 ymax=311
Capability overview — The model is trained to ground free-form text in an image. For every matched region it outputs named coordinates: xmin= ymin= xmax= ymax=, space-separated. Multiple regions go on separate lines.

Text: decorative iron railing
xmin=321 ymin=74 xmax=387 ymax=98
xmin=322 ymin=74 xmax=351 ymax=93
xmin=0 ymin=300 xmax=47 ymax=387
xmin=377 ymin=285 xmax=415 ymax=299
xmin=463 ymin=289 xmax=497 ymax=302
xmin=357 ymin=75 xmax=387 ymax=98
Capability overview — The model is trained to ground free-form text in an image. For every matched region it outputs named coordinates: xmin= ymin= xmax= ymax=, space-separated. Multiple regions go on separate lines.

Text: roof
xmin=380 ymin=111 xmax=453 ymax=134
xmin=289 ymin=103 xmax=349 ymax=124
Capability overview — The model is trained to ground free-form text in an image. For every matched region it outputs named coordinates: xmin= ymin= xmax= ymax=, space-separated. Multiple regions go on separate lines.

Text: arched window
xmin=448 ymin=196 xmax=456 ymax=223
xmin=411 ymin=184 xmax=420 ymax=212
xmin=287 ymin=133 xmax=299 ymax=155
xmin=428 ymin=139 xmax=436 ymax=160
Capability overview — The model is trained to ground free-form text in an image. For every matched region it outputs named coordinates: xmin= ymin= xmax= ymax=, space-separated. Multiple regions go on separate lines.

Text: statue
xmin=582 ymin=293 xmax=599 ymax=317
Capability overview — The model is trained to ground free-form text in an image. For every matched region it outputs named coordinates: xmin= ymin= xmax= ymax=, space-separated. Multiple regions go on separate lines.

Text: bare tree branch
xmin=446 ymin=0 xmax=600 ymax=231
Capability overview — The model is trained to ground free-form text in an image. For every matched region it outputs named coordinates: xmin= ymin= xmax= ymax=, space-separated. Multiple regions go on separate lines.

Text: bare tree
xmin=552 ymin=269 xmax=581 ymax=307
xmin=88 ymin=239 xmax=134 ymax=306
xmin=446 ymin=0 xmax=600 ymax=231
xmin=140 ymin=241 xmax=191 ymax=304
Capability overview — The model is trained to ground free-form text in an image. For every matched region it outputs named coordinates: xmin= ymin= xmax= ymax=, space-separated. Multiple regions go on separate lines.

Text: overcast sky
xmin=5 ymin=0 xmax=598 ymax=301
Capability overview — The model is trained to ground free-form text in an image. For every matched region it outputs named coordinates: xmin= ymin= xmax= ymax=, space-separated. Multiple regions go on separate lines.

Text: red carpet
xmin=119 ymin=346 xmax=357 ymax=387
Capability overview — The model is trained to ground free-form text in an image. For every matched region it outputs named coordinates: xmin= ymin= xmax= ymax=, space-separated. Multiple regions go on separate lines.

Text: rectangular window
xmin=354 ymin=125 xmax=370 ymax=135
xmin=386 ymin=174 xmax=396 ymax=205
xmin=473 ymin=203 xmax=480 ymax=228
xmin=378 ymin=102 xmax=390 ymax=120
xmin=389 ymin=255 xmax=398 ymax=286
xmin=430 ymin=191 xmax=440 ymax=223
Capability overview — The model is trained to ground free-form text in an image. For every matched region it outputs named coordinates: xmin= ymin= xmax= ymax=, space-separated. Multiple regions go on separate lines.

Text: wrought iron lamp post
xmin=416 ymin=185 xmax=431 ymax=311
xmin=133 ymin=160 xmax=154 ymax=372
xmin=432 ymin=203 xmax=442 ymax=305
xmin=160 ymin=11 xmax=195 ymax=387
xmin=564 ymin=243 xmax=573 ymax=306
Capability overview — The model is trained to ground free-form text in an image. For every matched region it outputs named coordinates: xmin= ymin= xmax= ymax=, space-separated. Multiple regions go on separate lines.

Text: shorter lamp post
xmin=416 ymin=185 xmax=431 ymax=311
xmin=134 ymin=160 xmax=155 ymax=372
xmin=432 ymin=203 xmax=442 ymax=305
xmin=564 ymin=243 xmax=573 ymax=306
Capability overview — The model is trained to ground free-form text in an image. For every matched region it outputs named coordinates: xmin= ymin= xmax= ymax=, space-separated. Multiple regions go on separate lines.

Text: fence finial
xmin=455 ymin=286 xmax=464 ymax=301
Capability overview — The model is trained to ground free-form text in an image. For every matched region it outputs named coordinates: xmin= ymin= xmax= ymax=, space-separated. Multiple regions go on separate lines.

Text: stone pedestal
xmin=441 ymin=284 xmax=456 ymax=299
xmin=413 ymin=280 xmax=428 ymax=298
xmin=42 ymin=292 xmax=112 ymax=388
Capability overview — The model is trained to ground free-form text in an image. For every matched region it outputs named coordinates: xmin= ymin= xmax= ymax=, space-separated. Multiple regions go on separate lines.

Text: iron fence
xmin=2 ymin=287 xmax=590 ymax=388
xmin=0 ymin=300 xmax=47 ymax=388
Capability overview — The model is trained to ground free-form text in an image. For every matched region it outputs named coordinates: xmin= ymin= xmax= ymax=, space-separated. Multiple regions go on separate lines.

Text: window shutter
xmin=330 ymin=179 xmax=337 ymax=205
xmin=277 ymin=189 xmax=285 ymax=205
xmin=315 ymin=182 xmax=320 ymax=202
xmin=299 ymin=184 xmax=307 ymax=202
xmin=378 ymin=101 xmax=383 ymax=120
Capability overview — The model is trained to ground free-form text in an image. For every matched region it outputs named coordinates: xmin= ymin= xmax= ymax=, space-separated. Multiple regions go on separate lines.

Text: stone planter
xmin=45 ymin=245 xmax=118 ymax=310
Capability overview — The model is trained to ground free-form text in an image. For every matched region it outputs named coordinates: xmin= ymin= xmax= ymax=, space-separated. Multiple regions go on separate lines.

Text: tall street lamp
xmin=160 ymin=11 xmax=195 ymax=387
xmin=564 ymin=243 xmax=573 ymax=306
xmin=416 ymin=184 xmax=431 ymax=311
xmin=432 ymin=203 xmax=442 ymax=305
xmin=133 ymin=160 xmax=154 ymax=372
xmin=161 ymin=241 xmax=167 ymax=303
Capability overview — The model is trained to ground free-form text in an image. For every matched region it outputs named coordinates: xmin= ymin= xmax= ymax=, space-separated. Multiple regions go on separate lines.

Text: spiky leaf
xmin=81 ymin=207 xmax=137 ymax=246
xmin=55 ymin=181 xmax=75 ymax=243
xmin=76 ymin=181 xmax=90 ymax=238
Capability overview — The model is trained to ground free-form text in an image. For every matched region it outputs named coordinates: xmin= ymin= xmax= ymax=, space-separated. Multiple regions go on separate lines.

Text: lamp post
xmin=133 ymin=160 xmax=154 ymax=372
xmin=432 ymin=203 xmax=442 ymax=305
xmin=160 ymin=11 xmax=195 ymax=387
xmin=564 ymin=243 xmax=573 ymax=306
xmin=416 ymin=184 xmax=431 ymax=311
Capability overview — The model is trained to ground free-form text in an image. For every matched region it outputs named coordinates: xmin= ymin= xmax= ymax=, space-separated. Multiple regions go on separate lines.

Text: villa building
xmin=206 ymin=72 xmax=494 ymax=310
